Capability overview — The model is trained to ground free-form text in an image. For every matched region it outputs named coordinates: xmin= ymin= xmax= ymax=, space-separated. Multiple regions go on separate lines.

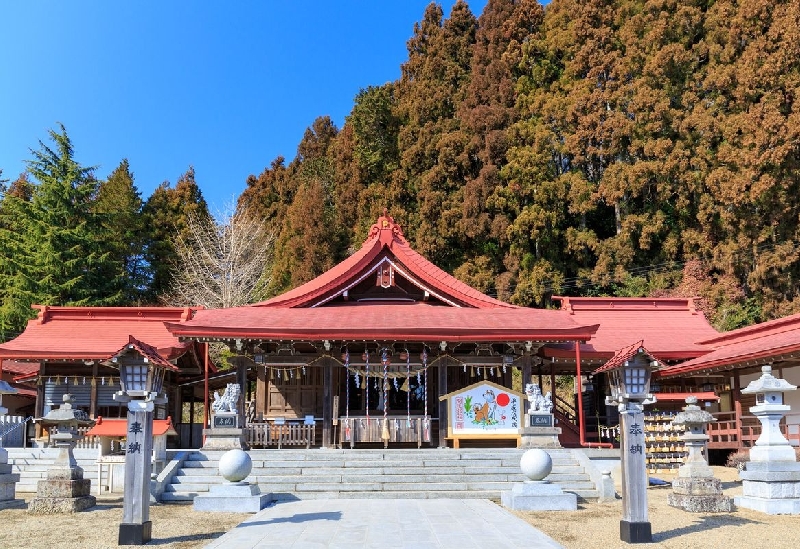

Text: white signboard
xmin=448 ymin=381 xmax=522 ymax=435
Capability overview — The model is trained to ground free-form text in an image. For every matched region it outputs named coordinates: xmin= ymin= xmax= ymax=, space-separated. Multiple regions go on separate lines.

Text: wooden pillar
xmin=188 ymin=389 xmax=196 ymax=448
xmin=235 ymin=355 xmax=248 ymax=423
xmin=203 ymin=344 xmax=209 ymax=431
xmin=521 ymin=355 xmax=532 ymax=415
xmin=437 ymin=355 xmax=448 ymax=448
xmin=35 ymin=363 xmax=46 ymax=439
xmin=256 ymin=363 xmax=266 ymax=421
xmin=733 ymin=371 xmax=743 ymax=449
xmin=89 ymin=363 xmax=98 ymax=418
xmin=170 ymin=385 xmax=181 ymax=425
xmin=322 ymin=356 xmax=333 ymax=448
xmin=119 ymin=406 xmax=154 ymax=544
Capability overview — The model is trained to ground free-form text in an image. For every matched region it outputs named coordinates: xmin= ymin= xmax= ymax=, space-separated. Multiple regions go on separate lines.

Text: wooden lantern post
xmin=106 ymin=337 xmax=174 ymax=546
xmin=604 ymin=347 xmax=657 ymax=544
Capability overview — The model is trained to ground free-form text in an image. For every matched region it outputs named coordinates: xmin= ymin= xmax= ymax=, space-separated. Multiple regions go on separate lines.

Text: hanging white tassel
xmin=463 ymin=364 xmax=467 ymax=373
xmin=393 ymin=377 xmax=399 ymax=391
xmin=302 ymin=365 xmax=306 ymax=376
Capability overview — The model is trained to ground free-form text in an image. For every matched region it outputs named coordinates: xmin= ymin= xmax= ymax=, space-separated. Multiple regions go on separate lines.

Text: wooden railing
xmin=245 ymin=422 xmax=316 ymax=449
xmin=339 ymin=416 xmax=432 ymax=448
xmin=708 ymin=411 xmax=800 ymax=450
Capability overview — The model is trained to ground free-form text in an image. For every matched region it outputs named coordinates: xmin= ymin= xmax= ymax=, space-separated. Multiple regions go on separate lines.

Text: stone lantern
xmin=668 ymin=396 xmax=732 ymax=512
xmin=741 ymin=365 xmax=796 ymax=462
xmin=736 ymin=365 xmax=800 ymax=514
xmin=28 ymin=393 xmax=96 ymax=513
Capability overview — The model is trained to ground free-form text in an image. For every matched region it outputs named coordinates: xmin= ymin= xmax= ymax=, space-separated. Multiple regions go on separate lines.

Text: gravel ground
xmin=0 ymin=497 xmax=249 ymax=549
xmin=512 ymin=466 xmax=800 ymax=549
xmin=3 ymin=467 xmax=800 ymax=548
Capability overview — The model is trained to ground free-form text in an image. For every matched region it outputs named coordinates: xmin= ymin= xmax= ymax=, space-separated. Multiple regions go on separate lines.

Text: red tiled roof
xmin=593 ymin=340 xmax=647 ymax=374
xmin=658 ymin=312 xmax=800 ymax=379
xmin=255 ymin=212 xmax=513 ymax=309
xmin=86 ymin=416 xmax=177 ymax=437
xmin=544 ymin=297 xmax=719 ymax=361
xmin=0 ymin=306 xmax=201 ymax=362
xmin=167 ymin=302 xmax=599 ymax=342
xmin=1 ymin=360 xmax=39 ymax=376
xmin=106 ymin=336 xmax=180 ymax=372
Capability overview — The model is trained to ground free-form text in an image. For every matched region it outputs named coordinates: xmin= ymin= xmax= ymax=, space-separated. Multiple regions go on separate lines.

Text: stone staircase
xmin=161 ymin=448 xmax=601 ymax=503
xmin=7 ymin=447 xmax=101 ymax=494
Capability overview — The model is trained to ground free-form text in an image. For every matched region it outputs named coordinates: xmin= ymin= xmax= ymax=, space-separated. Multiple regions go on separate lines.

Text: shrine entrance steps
xmin=7 ymin=447 xmax=100 ymax=494
xmin=160 ymin=448 xmax=601 ymax=503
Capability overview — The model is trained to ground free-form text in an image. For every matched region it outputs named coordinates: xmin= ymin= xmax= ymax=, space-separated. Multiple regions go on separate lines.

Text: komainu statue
xmin=525 ymin=383 xmax=553 ymax=413
xmin=212 ymin=383 xmax=241 ymax=413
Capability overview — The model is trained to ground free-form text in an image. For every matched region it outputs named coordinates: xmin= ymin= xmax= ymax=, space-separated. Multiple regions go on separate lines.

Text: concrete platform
xmin=203 ymin=498 xmax=564 ymax=548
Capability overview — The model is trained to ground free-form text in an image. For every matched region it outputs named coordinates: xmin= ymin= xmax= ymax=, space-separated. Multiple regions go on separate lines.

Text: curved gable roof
xmin=256 ymin=211 xmax=512 ymax=309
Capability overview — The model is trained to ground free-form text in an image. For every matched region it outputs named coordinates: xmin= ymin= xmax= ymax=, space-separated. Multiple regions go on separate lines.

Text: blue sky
xmin=0 ymin=1 xmax=489 ymax=213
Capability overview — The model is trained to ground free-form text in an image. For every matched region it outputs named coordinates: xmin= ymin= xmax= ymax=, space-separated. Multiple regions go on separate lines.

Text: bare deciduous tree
xmin=162 ymin=205 xmax=273 ymax=309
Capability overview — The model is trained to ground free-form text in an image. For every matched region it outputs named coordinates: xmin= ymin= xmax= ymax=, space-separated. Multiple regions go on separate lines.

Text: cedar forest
xmin=1 ymin=0 xmax=798 ymax=342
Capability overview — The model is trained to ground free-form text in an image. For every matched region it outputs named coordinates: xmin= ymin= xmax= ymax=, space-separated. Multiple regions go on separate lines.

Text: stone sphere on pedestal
xmin=218 ymin=449 xmax=252 ymax=482
xmin=520 ymin=448 xmax=553 ymax=481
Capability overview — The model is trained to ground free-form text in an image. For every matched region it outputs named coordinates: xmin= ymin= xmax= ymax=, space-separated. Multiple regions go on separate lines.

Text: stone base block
xmin=201 ymin=428 xmax=248 ymax=450
xmin=735 ymin=495 xmax=800 ymax=515
xmin=35 ymin=478 xmax=92 ymax=498
xmin=27 ymin=495 xmax=96 ymax=514
xmin=750 ymin=446 xmax=797 ymax=463
xmin=620 ymin=520 xmax=652 ymax=544
xmin=46 ymin=466 xmax=85 ymax=481
xmin=193 ymin=482 xmax=271 ymax=513
xmin=501 ymin=480 xmax=577 ymax=511
xmin=742 ymin=479 xmax=800 ymax=499
xmin=119 ymin=521 xmax=152 ymax=545
xmin=668 ymin=492 xmax=733 ymax=513
xmin=0 ymin=498 xmax=26 ymax=510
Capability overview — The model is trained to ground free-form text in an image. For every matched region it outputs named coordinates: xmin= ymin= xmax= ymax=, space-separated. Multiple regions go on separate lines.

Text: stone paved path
xmin=203 ymin=498 xmax=564 ymax=549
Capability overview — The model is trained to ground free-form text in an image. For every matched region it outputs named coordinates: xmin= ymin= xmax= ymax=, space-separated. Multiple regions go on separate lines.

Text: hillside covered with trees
xmin=1 ymin=0 xmax=798 ymax=340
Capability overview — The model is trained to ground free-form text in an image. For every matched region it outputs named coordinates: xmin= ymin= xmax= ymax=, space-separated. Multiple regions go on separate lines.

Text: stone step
xmin=163 ymin=448 xmax=599 ymax=502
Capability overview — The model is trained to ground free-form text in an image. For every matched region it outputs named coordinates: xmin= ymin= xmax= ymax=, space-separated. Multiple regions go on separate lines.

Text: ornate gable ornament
xmin=367 ymin=208 xmax=407 ymax=246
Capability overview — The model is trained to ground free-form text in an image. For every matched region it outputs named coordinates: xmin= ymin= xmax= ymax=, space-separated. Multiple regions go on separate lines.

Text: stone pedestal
xmin=501 ymin=480 xmax=577 ymax=510
xmin=501 ymin=448 xmax=577 ymax=511
xmin=736 ymin=461 xmax=800 ymax=514
xmin=202 ymin=413 xmax=248 ymax=450
xmin=193 ymin=449 xmax=271 ymax=513
xmin=0 ymin=447 xmax=24 ymax=510
xmin=520 ymin=413 xmax=561 ymax=448
xmin=669 ymin=477 xmax=733 ymax=512
xmin=201 ymin=427 xmax=248 ymax=450
xmin=193 ymin=481 xmax=272 ymax=512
